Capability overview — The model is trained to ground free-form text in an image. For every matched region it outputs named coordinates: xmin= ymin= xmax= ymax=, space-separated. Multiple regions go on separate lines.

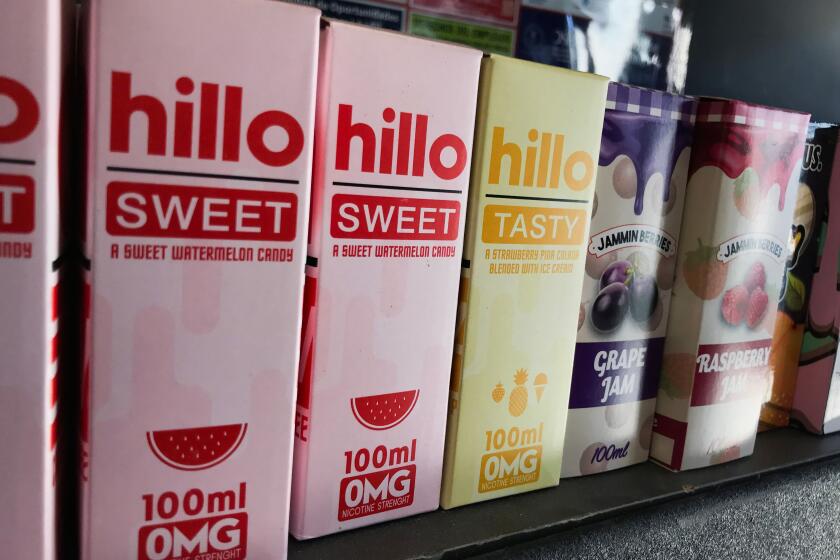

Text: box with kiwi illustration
xmin=650 ymin=98 xmax=810 ymax=471
xmin=760 ymin=123 xmax=839 ymax=430
xmin=561 ymin=83 xmax=695 ymax=477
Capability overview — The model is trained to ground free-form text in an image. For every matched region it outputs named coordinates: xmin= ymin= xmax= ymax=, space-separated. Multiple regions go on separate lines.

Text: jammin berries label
xmin=562 ymin=84 xmax=694 ymax=477
xmin=651 ymin=99 xmax=810 ymax=472
xmin=289 ymin=22 xmax=481 ymax=538
xmin=441 ymin=56 xmax=608 ymax=508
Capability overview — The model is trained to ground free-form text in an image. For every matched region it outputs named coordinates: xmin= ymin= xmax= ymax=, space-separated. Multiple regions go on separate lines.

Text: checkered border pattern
xmin=605 ymin=82 xmax=696 ymax=123
xmin=696 ymin=99 xmax=810 ymax=133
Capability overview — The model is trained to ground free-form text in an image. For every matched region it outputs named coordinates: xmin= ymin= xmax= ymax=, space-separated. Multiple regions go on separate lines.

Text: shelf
xmin=287 ymin=428 xmax=840 ymax=559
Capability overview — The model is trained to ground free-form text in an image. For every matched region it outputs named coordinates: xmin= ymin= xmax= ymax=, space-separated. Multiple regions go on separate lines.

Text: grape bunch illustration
xmin=590 ymin=259 xmax=660 ymax=333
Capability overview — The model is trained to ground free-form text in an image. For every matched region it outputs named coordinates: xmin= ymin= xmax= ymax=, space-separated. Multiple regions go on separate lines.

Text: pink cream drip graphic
xmin=692 ymin=124 xmax=803 ymax=212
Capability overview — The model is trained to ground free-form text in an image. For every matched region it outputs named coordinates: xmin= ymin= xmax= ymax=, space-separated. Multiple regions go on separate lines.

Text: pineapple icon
xmin=508 ymin=369 xmax=529 ymax=417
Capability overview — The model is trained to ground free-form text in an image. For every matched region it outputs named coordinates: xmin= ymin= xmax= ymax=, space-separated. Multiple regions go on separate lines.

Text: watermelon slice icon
xmin=147 ymin=423 xmax=247 ymax=471
xmin=350 ymin=390 xmax=419 ymax=431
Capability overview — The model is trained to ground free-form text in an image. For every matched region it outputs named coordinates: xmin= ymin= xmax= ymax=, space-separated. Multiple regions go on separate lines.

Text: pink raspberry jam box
xmin=651 ymin=98 xmax=810 ymax=471
xmin=80 ymin=0 xmax=319 ymax=557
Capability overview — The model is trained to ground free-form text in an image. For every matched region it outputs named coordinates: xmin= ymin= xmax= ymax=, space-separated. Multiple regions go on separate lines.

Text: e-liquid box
xmin=1 ymin=1 xmax=71 ymax=558
xmin=790 ymin=125 xmax=840 ymax=434
xmin=761 ymin=123 xmax=839 ymax=430
xmin=562 ymin=84 xmax=695 ymax=477
xmin=651 ymin=99 xmax=809 ymax=471
xmin=290 ymin=22 xmax=480 ymax=537
xmin=81 ymin=1 xmax=319 ymax=558
xmin=441 ymin=56 xmax=608 ymax=508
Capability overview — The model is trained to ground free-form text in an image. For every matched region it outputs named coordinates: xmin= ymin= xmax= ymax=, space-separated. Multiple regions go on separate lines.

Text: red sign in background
xmin=410 ymin=0 xmax=518 ymax=25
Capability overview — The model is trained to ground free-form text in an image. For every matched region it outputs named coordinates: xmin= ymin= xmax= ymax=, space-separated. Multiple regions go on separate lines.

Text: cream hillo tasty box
xmin=1 ymin=0 xmax=72 ymax=558
xmin=651 ymin=99 xmax=810 ymax=471
xmin=290 ymin=22 xmax=481 ymax=537
xmin=561 ymin=84 xmax=695 ymax=477
xmin=81 ymin=1 xmax=319 ymax=558
xmin=440 ymin=56 xmax=608 ymax=508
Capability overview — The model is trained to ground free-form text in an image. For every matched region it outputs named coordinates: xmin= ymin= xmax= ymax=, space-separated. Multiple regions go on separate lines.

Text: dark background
xmin=684 ymin=0 xmax=840 ymax=122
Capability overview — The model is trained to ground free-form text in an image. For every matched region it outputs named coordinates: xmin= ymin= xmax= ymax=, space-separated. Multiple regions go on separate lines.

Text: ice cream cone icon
xmin=534 ymin=372 xmax=548 ymax=403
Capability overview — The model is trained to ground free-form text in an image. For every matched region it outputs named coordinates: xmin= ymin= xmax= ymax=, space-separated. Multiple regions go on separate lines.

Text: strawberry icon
xmin=682 ymin=239 xmax=729 ymax=300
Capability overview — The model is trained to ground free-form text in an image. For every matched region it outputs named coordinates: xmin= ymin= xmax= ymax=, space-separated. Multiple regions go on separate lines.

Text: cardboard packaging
xmin=290 ymin=22 xmax=481 ymax=537
xmin=0 ymin=1 xmax=71 ymax=558
xmin=561 ymin=84 xmax=695 ymax=477
xmin=80 ymin=1 xmax=319 ymax=558
xmin=761 ymin=123 xmax=839 ymax=430
xmin=790 ymin=125 xmax=840 ymax=434
xmin=440 ymin=55 xmax=608 ymax=508
xmin=651 ymin=99 xmax=809 ymax=471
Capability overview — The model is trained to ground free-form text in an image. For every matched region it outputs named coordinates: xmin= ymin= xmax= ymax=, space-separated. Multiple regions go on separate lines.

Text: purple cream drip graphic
xmin=598 ymin=85 xmax=696 ymax=216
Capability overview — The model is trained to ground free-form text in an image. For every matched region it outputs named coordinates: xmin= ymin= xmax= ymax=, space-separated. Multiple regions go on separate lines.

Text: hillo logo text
xmin=109 ymin=71 xmax=304 ymax=166
xmin=335 ymin=104 xmax=468 ymax=180
xmin=488 ymin=127 xmax=594 ymax=190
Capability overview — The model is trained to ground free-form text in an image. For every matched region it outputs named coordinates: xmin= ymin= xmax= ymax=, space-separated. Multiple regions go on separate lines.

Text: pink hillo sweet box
xmin=80 ymin=0 xmax=319 ymax=558
xmin=290 ymin=21 xmax=481 ymax=538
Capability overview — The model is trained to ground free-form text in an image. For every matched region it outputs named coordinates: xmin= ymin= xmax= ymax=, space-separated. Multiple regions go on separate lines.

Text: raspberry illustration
xmin=746 ymin=287 xmax=769 ymax=329
xmin=743 ymin=261 xmax=766 ymax=292
xmin=721 ymin=285 xmax=749 ymax=325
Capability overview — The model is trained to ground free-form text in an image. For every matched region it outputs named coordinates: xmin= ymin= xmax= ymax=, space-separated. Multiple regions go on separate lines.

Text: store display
xmin=791 ymin=125 xmax=840 ymax=434
xmin=760 ymin=124 xmax=839 ymax=430
xmin=651 ymin=99 xmax=810 ymax=471
xmin=561 ymin=83 xmax=694 ymax=477
xmin=0 ymin=1 xmax=71 ymax=558
xmin=441 ymin=55 xmax=607 ymax=508
xmin=290 ymin=21 xmax=480 ymax=537
xmin=79 ymin=1 xmax=319 ymax=558
xmin=4 ymin=1 xmax=840 ymax=556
